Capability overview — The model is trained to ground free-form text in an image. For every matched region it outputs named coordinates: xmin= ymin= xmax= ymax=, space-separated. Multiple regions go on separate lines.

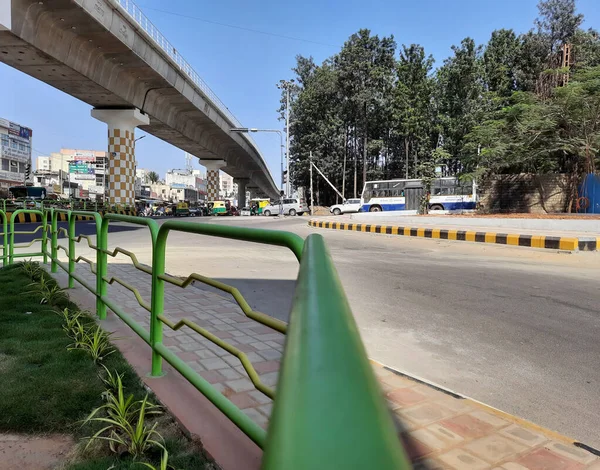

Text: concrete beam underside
xmin=0 ymin=0 xmax=277 ymax=198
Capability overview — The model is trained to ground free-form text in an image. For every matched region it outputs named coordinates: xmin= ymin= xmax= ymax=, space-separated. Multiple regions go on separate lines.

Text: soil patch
xmin=0 ymin=433 xmax=74 ymax=470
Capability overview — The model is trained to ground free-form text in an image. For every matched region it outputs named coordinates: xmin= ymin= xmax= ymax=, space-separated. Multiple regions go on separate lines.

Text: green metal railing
xmin=2 ymin=208 xmax=409 ymax=469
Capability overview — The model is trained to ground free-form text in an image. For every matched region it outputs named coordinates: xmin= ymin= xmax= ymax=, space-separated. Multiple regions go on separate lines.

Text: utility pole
xmin=309 ymin=151 xmax=314 ymax=216
xmin=285 ymin=88 xmax=290 ymax=197
xmin=277 ymin=79 xmax=295 ymax=197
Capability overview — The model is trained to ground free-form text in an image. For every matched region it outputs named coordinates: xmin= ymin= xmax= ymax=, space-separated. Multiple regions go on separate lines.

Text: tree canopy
xmin=279 ymin=0 xmax=600 ymax=206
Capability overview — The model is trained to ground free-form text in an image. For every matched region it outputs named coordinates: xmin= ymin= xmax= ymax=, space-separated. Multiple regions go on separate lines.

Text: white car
xmin=262 ymin=198 xmax=309 ymax=216
xmin=329 ymin=198 xmax=361 ymax=215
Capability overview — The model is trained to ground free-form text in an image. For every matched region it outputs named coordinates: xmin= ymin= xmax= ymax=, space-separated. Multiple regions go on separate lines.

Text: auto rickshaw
xmin=250 ymin=198 xmax=270 ymax=215
xmin=209 ymin=200 xmax=230 ymax=216
xmin=174 ymin=201 xmax=190 ymax=217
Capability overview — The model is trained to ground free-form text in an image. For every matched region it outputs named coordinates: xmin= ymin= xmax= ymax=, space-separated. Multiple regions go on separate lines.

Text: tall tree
xmin=335 ymin=29 xmax=396 ymax=195
xmin=394 ymin=44 xmax=435 ymax=178
xmin=484 ymin=29 xmax=521 ymax=97
xmin=535 ymin=0 xmax=583 ymax=54
xmin=436 ymin=38 xmax=486 ymax=172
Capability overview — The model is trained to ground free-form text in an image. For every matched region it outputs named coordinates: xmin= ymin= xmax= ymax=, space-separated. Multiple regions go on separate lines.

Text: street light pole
xmin=277 ymin=79 xmax=295 ymax=197
xmin=230 ymin=128 xmax=284 ymax=194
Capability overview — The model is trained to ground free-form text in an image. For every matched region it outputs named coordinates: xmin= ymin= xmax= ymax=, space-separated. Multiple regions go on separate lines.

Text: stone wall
xmin=478 ymin=174 xmax=569 ymax=214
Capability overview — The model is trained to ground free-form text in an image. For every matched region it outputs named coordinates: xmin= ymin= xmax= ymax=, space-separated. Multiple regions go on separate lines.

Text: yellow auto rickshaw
xmin=209 ymin=200 xmax=227 ymax=215
xmin=174 ymin=201 xmax=190 ymax=217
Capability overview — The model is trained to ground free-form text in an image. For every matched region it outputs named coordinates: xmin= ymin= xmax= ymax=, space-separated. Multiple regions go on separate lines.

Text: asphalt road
xmin=6 ymin=215 xmax=600 ymax=447
xmin=175 ymin=215 xmax=600 ymax=448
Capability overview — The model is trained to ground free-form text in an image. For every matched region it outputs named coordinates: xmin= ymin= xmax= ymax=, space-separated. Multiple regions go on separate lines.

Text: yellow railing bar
xmin=103 ymin=276 xmax=151 ymax=312
xmin=157 ymin=314 xmax=275 ymax=398
xmin=159 ymin=272 xmax=287 ymax=334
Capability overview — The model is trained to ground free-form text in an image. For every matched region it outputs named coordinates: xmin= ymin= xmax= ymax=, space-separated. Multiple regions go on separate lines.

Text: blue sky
xmin=1 ymin=0 xmax=598 ymax=184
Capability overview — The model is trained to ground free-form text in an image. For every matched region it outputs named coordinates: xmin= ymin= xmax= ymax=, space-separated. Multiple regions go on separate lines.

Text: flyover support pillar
xmin=234 ymin=178 xmax=249 ymax=208
xmin=201 ymin=160 xmax=226 ymax=201
xmin=91 ymin=108 xmax=149 ymax=208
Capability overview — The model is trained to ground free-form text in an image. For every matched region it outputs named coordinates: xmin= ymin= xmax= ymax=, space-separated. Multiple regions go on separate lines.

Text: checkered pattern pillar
xmin=206 ymin=169 xmax=220 ymax=200
xmin=91 ymin=108 xmax=149 ymax=207
xmin=201 ymin=160 xmax=226 ymax=201
xmin=107 ymin=129 xmax=135 ymax=205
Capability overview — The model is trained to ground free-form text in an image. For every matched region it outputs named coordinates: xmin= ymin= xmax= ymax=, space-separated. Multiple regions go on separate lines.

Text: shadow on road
xmin=1 ymin=222 xmax=143 ymax=244
xmin=192 ymin=278 xmax=296 ymax=323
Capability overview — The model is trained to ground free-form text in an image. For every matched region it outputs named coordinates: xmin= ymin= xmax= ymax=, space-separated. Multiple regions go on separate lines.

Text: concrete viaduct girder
xmin=0 ymin=0 xmax=278 ymax=199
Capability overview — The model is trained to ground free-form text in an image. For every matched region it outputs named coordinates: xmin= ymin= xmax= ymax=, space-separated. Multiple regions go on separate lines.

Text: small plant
xmin=40 ymin=284 xmax=69 ymax=305
xmin=69 ymin=326 xmax=115 ymax=363
xmin=100 ymin=365 xmax=126 ymax=397
xmin=27 ymin=278 xmax=68 ymax=305
xmin=83 ymin=378 xmax=163 ymax=458
xmin=58 ymin=308 xmax=83 ymax=331
xmin=65 ymin=317 xmax=87 ymax=344
xmin=19 ymin=259 xmax=42 ymax=280
xmin=140 ymin=449 xmax=172 ymax=470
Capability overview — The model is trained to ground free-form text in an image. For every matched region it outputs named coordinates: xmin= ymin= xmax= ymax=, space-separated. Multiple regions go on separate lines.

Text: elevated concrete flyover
xmin=0 ymin=0 xmax=278 ymax=202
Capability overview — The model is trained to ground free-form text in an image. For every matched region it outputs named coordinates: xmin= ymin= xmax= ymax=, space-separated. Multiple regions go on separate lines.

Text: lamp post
xmin=230 ymin=127 xmax=285 ymax=194
xmin=277 ymin=79 xmax=294 ymax=197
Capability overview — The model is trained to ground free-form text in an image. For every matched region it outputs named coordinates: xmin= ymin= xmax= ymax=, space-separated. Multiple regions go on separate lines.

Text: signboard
xmin=7 ymin=122 xmax=32 ymax=140
xmin=69 ymin=161 xmax=95 ymax=175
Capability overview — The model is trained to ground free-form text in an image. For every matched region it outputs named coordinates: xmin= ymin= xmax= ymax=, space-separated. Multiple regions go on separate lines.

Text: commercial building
xmin=164 ymin=169 xmax=207 ymax=202
xmin=220 ymin=172 xmax=235 ymax=198
xmin=34 ymin=148 xmax=107 ymax=198
xmin=0 ymin=117 xmax=32 ymax=190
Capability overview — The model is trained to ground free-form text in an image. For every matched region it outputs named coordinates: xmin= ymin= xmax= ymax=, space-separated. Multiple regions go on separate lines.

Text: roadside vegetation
xmin=283 ymin=0 xmax=600 ymax=208
xmin=0 ymin=261 xmax=212 ymax=469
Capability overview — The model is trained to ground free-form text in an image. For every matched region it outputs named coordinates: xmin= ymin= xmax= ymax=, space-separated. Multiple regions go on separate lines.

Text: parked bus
xmin=360 ymin=177 xmax=477 ymax=212
xmin=8 ymin=186 xmax=46 ymax=200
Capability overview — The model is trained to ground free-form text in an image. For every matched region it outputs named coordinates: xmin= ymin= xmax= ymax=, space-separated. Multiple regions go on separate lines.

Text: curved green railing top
xmin=261 ymin=234 xmax=410 ymax=470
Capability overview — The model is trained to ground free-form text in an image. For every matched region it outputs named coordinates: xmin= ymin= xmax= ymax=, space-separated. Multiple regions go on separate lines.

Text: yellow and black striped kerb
xmin=308 ymin=219 xmax=600 ymax=252
xmin=4 ymin=210 xmax=137 ymax=224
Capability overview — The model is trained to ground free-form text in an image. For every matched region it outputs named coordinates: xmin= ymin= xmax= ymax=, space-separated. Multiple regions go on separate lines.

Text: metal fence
xmin=0 ymin=208 xmax=409 ymax=469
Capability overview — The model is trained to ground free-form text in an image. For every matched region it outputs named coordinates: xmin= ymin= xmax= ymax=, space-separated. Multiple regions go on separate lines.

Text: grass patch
xmin=0 ymin=263 xmax=213 ymax=469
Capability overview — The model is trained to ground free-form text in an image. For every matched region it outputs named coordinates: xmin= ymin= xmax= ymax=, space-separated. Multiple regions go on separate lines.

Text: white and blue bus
xmin=360 ymin=177 xmax=477 ymax=212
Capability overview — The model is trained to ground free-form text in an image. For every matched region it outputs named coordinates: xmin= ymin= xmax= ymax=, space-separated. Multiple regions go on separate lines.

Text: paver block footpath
xmin=55 ymin=255 xmax=600 ymax=469
xmin=377 ymin=363 xmax=600 ymax=469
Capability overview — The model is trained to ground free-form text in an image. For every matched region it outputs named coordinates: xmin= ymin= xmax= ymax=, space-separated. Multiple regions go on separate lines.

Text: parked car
xmin=329 ymin=198 xmax=362 ymax=215
xmin=262 ymin=198 xmax=309 ymax=216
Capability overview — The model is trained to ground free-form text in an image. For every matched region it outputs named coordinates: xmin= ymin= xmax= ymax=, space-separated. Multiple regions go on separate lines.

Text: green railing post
xmin=41 ymin=210 xmax=48 ymax=264
xmin=151 ymin=230 xmax=165 ymax=377
xmin=50 ymin=209 xmax=58 ymax=273
xmin=0 ymin=210 xmax=6 ymax=267
xmin=8 ymin=212 xmax=15 ymax=265
xmin=67 ymin=210 xmax=75 ymax=288
xmin=96 ymin=213 xmax=108 ymax=320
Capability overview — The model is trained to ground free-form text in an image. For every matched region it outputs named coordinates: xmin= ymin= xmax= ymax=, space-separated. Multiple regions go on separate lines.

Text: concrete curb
xmin=309 ymin=219 xmax=600 ymax=251
xmin=370 ymin=359 xmax=600 ymax=458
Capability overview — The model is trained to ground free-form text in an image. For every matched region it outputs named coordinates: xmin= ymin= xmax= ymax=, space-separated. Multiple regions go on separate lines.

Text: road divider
xmin=308 ymin=219 xmax=600 ymax=251
xmin=4 ymin=208 xmax=136 ymax=224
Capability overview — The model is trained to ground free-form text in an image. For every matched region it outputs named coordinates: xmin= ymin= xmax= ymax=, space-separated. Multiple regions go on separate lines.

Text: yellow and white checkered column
xmin=108 ymin=128 xmax=135 ymax=205
xmin=200 ymin=159 xmax=227 ymax=201
xmin=206 ymin=169 xmax=220 ymax=200
xmin=91 ymin=108 xmax=150 ymax=208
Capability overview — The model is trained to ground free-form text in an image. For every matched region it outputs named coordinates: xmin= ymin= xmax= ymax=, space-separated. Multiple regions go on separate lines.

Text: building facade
xmin=34 ymin=148 xmax=107 ymax=198
xmin=0 ymin=118 xmax=32 ymax=190
xmin=219 ymin=172 xmax=235 ymax=198
xmin=164 ymin=169 xmax=207 ymax=202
